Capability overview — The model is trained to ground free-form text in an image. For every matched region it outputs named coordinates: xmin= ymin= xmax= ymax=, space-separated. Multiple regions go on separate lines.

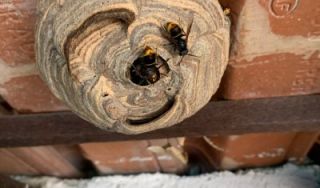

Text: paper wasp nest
xmin=36 ymin=0 xmax=230 ymax=134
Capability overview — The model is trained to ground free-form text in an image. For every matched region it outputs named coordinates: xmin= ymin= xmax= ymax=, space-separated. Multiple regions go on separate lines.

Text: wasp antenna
xmin=187 ymin=53 xmax=199 ymax=57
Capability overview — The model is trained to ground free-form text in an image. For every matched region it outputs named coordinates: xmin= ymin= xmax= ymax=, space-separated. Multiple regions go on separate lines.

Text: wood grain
xmin=36 ymin=0 xmax=230 ymax=134
xmin=0 ymin=147 xmax=84 ymax=177
xmin=0 ymin=175 xmax=26 ymax=188
xmin=0 ymin=95 xmax=319 ymax=148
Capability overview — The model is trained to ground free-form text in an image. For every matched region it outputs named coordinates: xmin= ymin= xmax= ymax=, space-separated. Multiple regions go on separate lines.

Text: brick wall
xmin=184 ymin=132 xmax=319 ymax=170
xmin=219 ymin=0 xmax=320 ymax=99
xmin=0 ymin=0 xmax=319 ymax=177
xmin=0 ymin=0 xmax=68 ymax=112
xmin=211 ymin=0 xmax=320 ymax=171
xmin=80 ymin=139 xmax=187 ymax=174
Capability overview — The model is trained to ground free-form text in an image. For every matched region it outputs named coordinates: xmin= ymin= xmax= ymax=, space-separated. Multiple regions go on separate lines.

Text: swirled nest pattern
xmin=36 ymin=0 xmax=230 ymax=134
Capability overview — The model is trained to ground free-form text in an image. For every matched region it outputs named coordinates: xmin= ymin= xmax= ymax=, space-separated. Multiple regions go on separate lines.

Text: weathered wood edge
xmin=0 ymin=175 xmax=27 ymax=188
xmin=0 ymin=95 xmax=319 ymax=148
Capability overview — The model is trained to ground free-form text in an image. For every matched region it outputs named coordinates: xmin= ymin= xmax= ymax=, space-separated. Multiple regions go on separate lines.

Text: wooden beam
xmin=0 ymin=95 xmax=319 ymax=148
xmin=0 ymin=175 xmax=27 ymax=188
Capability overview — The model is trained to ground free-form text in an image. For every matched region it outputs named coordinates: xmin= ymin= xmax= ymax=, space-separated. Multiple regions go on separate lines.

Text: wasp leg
xmin=156 ymin=61 xmax=165 ymax=69
xmin=146 ymin=79 xmax=153 ymax=85
xmin=157 ymin=59 xmax=170 ymax=69
xmin=138 ymin=79 xmax=146 ymax=86
xmin=132 ymin=64 xmax=141 ymax=74
xmin=175 ymin=56 xmax=184 ymax=66
xmin=187 ymin=53 xmax=199 ymax=58
xmin=132 ymin=64 xmax=145 ymax=78
xmin=160 ymin=73 xmax=168 ymax=77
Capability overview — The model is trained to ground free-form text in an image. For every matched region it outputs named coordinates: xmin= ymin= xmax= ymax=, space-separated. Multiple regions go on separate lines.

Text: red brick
xmin=221 ymin=52 xmax=320 ymax=99
xmin=185 ymin=132 xmax=319 ymax=170
xmin=0 ymin=0 xmax=68 ymax=112
xmin=80 ymin=139 xmax=187 ymax=174
xmin=259 ymin=0 xmax=320 ymax=37
xmin=1 ymin=75 xmax=67 ymax=112
xmin=208 ymin=133 xmax=296 ymax=170
xmin=220 ymin=0 xmax=320 ymax=99
xmin=0 ymin=0 xmax=37 ymax=66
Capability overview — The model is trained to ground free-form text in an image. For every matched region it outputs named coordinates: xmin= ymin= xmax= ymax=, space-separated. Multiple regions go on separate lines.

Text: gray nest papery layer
xmin=36 ymin=0 xmax=230 ymax=134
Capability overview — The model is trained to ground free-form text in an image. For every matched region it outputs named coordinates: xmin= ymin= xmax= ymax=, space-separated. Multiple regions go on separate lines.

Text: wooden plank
xmin=0 ymin=175 xmax=26 ymax=188
xmin=0 ymin=95 xmax=319 ymax=148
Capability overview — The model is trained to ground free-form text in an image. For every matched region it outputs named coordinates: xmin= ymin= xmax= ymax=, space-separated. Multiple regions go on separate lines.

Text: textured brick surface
xmin=260 ymin=0 xmax=320 ymax=37
xmin=185 ymin=132 xmax=319 ymax=170
xmin=212 ymin=1 xmax=320 ymax=168
xmin=80 ymin=139 xmax=187 ymax=175
xmin=0 ymin=0 xmax=36 ymax=66
xmin=221 ymin=52 xmax=320 ymax=98
xmin=2 ymin=75 xmax=67 ymax=112
xmin=219 ymin=0 xmax=320 ymax=99
xmin=0 ymin=0 xmax=68 ymax=112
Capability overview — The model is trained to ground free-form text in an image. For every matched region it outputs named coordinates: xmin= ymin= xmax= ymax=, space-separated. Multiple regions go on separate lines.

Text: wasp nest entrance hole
xmin=129 ymin=54 xmax=171 ymax=86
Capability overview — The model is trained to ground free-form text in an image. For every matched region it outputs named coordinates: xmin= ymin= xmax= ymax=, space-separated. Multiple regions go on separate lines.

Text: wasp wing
xmin=185 ymin=15 xmax=194 ymax=43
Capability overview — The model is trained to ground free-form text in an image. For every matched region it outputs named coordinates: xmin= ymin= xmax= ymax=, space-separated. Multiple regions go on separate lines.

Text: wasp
xmin=162 ymin=17 xmax=197 ymax=64
xmin=130 ymin=46 xmax=168 ymax=86
xmin=130 ymin=61 xmax=160 ymax=86
xmin=138 ymin=46 xmax=157 ymax=65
